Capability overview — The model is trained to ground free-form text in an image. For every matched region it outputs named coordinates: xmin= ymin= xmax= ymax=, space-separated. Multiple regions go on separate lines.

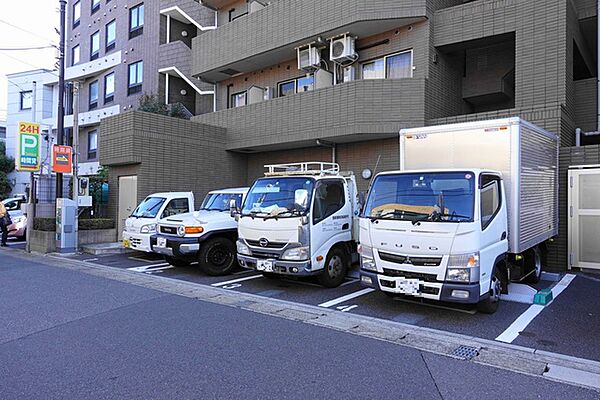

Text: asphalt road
xmin=1 ymin=251 xmax=599 ymax=399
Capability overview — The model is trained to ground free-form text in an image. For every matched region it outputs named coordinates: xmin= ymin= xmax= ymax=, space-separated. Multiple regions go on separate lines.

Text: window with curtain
xmin=386 ymin=51 xmax=413 ymax=79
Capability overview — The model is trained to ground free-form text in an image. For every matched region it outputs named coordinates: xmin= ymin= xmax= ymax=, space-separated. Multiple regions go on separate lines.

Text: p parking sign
xmin=17 ymin=121 xmax=41 ymax=172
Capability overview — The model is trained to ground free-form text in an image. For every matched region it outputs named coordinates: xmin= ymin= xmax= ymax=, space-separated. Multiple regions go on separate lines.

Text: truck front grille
xmin=378 ymin=251 xmax=441 ymax=267
xmin=382 ymin=268 xmax=439 ymax=283
xmin=251 ymin=249 xmax=282 ymax=259
xmin=160 ymin=226 xmax=178 ymax=235
xmin=246 ymin=239 xmax=287 ymax=249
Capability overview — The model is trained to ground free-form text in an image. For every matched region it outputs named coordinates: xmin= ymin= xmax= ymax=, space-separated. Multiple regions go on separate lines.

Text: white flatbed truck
xmin=359 ymin=118 xmax=558 ymax=312
xmin=234 ymin=162 xmax=359 ymax=287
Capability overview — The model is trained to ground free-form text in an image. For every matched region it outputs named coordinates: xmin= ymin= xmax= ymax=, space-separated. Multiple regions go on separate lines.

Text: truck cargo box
xmin=399 ymin=117 xmax=558 ymax=254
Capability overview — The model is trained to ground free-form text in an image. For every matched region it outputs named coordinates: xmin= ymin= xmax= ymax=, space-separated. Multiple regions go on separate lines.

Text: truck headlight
xmin=140 ymin=224 xmax=157 ymax=234
xmin=446 ymin=252 xmax=479 ymax=283
xmin=237 ymin=240 xmax=251 ymax=256
xmin=358 ymin=244 xmax=377 ymax=272
xmin=281 ymin=246 xmax=309 ymax=261
xmin=177 ymin=225 xmax=186 ymax=237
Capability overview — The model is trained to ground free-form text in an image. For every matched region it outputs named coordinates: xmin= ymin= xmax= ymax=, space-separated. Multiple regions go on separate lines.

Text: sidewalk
xmin=1 ymin=250 xmax=600 ymax=399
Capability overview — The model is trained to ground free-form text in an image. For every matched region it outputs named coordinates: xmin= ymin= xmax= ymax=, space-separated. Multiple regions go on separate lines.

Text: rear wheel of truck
xmin=165 ymin=256 xmax=191 ymax=268
xmin=318 ymin=247 xmax=348 ymax=288
xmin=198 ymin=237 xmax=236 ymax=276
xmin=524 ymin=246 xmax=543 ymax=284
xmin=477 ymin=268 xmax=502 ymax=314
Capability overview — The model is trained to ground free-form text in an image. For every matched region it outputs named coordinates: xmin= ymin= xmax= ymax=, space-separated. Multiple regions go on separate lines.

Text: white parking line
xmin=211 ymin=274 xmax=263 ymax=287
xmin=318 ymin=288 xmax=375 ymax=308
xmin=495 ymin=274 xmax=576 ymax=343
xmin=127 ymin=263 xmax=173 ymax=273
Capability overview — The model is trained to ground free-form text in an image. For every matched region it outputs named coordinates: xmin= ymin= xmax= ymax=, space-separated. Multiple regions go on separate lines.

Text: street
xmin=1 ymin=248 xmax=600 ymax=399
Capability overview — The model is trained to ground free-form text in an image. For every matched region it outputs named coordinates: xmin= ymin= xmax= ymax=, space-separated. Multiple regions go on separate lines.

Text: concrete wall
xmin=99 ymin=111 xmax=247 ymax=220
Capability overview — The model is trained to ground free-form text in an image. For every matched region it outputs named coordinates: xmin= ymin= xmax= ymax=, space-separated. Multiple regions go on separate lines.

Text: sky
xmin=0 ymin=0 xmax=59 ymax=121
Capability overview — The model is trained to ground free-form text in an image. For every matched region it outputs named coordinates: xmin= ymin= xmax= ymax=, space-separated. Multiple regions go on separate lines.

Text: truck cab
xmin=152 ymin=187 xmax=248 ymax=275
xmin=123 ymin=192 xmax=194 ymax=252
xmin=359 ymin=169 xmax=509 ymax=313
xmin=235 ymin=162 xmax=358 ymax=287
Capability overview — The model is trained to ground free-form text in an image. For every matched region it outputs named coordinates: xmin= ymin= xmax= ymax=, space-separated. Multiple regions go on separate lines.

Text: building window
xmin=88 ymin=130 xmax=98 ymax=160
xmin=20 ymin=91 xmax=33 ymax=110
xmin=128 ymin=61 xmax=143 ymax=95
xmin=90 ymin=31 xmax=100 ymax=60
xmin=105 ymin=20 xmax=116 ymax=52
xmin=361 ymin=50 xmax=413 ymax=80
xmin=72 ymin=45 xmax=80 ymax=66
xmin=91 ymin=0 xmax=100 ymax=14
xmin=73 ymin=1 xmax=81 ymax=28
xmin=231 ymin=92 xmax=246 ymax=108
xmin=89 ymin=80 xmax=99 ymax=110
xmin=129 ymin=3 xmax=144 ymax=39
xmin=278 ymin=75 xmax=314 ymax=97
xmin=104 ymin=72 xmax=115 ymax=103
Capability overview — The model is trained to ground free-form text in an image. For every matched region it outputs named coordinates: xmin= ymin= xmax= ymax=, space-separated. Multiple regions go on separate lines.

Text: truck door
xmin=478 ymin=174 xmax=508 ymax=294
xmin=311 ymin=179 xmax=352 ymax=262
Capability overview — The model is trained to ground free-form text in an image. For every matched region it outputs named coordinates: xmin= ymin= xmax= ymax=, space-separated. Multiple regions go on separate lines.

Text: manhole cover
xmin=452 ymin=345 xmax=479 ymax=360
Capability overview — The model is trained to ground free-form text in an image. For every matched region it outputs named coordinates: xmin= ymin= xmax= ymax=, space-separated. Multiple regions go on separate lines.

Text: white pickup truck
xmin=123 ymin=192 xmax=195 ymax=252
xmin=359 ymin=118 xmax=558 ymax=313
xmin=152 ymin=187 xmax=248 ymax=274
xmin=234 ymin=162 xmax=359 ymax=287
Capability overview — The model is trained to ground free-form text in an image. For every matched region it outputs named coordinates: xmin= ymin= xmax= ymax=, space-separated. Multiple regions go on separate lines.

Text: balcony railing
xmin=193 ymin=78 xmax=426 ymax=151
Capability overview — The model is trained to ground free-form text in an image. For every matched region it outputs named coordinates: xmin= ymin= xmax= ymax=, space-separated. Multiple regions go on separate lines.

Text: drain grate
xmin=452 ymin=345 xmax=479 ymax=360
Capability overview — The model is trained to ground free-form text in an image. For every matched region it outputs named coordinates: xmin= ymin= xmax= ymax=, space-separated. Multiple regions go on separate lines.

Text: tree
xmin=137 ymin=93 xmax=191 ymax=120
xmin=0 ymin=141 xmax=15 ymax=199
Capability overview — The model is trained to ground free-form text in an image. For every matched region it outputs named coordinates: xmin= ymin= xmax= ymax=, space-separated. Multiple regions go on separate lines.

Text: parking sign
xmin=17 ymin=121 xmax=41 ymax=172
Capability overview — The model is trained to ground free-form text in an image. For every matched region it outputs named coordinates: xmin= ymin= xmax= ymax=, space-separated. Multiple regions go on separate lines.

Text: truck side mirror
xmin=229 ymin=199 xmax=239 ymax=218
xmin=294 ymin=189 xmax=308 ymax=210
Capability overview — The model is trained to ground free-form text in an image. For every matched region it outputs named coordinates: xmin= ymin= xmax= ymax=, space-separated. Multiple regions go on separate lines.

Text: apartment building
xmin=101 ymin=0 xmax=597 ymax=270
xmin=64 ymin=0 xmax=216 ymax=171
xmin=0 ymin=120 xmax=6 ymax=142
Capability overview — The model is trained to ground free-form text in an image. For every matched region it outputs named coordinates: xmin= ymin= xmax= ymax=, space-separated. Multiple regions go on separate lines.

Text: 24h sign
xmin=17 ymin=121 xmax=41 ymax=172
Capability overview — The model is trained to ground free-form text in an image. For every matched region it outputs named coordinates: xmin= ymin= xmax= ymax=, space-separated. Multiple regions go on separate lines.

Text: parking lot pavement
xmin=513 ymin=273 xmax=600 ymax=362
xmin=56 ymin=249 xmax=599 ymax=364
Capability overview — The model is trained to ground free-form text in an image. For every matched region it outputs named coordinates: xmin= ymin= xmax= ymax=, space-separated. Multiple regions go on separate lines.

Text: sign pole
xmin=73 ymin=81 xmax=80 ymax=251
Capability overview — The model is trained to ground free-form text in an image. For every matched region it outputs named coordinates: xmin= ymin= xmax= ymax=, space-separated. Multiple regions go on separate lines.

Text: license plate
xmin=123 ymin=239 xmax=130 ymax=248
xmin=397 ymin=278 xmax=420 ymax=294
xmin=256 ymin=260 xmax=273 ymax=272
xmin=157 ymin=237 xmax=167 ymax=248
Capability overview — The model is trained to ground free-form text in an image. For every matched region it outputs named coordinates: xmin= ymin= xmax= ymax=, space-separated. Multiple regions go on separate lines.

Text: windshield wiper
xmin=369 ymin=210 xmax=427 ymax=222
xmin=263 ymin=209 xmax=303 ymax=220
xmin=411 ymin=211 xmax=471 ymax=225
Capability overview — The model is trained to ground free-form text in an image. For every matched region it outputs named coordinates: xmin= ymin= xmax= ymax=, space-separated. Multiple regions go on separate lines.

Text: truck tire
xmin=198 ymin=237 xmax=236 ymax=276
xmin=318 ymin=247 xmax=348 ymax=288
xmin=477 ymin=268 xmax=502 ymax=314
xmin=165 ymin=256 xmax=191 ymax=268
xmin=524 ymin=246 xmax=542 ymax=284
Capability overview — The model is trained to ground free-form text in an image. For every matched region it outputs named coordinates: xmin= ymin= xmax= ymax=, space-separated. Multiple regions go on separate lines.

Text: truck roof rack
xmin=264 ymin=162 xmax=340 ymax=176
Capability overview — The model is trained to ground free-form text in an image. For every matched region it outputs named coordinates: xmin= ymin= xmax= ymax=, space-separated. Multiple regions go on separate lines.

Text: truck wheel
xmin=524 ymin=246 xmax=542 ymax=284
xmin=198 ymin=237 xmax=236 ymax=276
xmin=318 ymin=247 xmax=348 ymax=288
xmin=165 ymin=256 xmax=191 ymax=268
xmin=477 ymin=268 xmax=502 ymax=314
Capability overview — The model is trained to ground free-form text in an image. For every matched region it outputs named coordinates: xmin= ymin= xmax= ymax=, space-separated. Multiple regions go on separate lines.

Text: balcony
xmin=192 ymin=78 xmax=426 ymax=151
xmin=160 ymin=0 xmax=216 ymax=32
xmin=192 ymin=0 xmax=426 ymax=82
xmin=65 ymin=51 xmax=121 ymax=81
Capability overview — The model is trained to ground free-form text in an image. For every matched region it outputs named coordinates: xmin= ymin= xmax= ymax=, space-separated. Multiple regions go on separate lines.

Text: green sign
xmin=17 ymin=121 xmax=41 ymax=172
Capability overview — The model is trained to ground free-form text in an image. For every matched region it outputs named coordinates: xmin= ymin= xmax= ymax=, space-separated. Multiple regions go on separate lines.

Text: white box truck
xmin=234 ymin=162 xmax=359 ymax=287
xmin=359 ymin=117 xmax=558 ymax=313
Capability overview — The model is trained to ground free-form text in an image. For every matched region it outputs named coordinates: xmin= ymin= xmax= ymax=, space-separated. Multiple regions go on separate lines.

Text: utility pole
xmin=72 ymin=81 xmax=80 ymax=249
xmin=56 ymin=0 xmax=67 ymax=198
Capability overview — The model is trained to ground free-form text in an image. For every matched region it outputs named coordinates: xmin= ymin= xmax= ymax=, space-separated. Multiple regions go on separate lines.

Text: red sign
xmin=52 ymin=145 xmax=73 ymax=174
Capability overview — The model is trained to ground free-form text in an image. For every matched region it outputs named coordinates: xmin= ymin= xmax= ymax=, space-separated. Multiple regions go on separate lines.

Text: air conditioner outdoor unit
xmin=297 ymin=45 xmax=321 ymax=72
xmin=248 ymin=0 xmax=266 ymax=14
xmin=264 ymin=86 xmax=274 ymax=100
xmin=330 ymin=34 xmax=357 ymax=63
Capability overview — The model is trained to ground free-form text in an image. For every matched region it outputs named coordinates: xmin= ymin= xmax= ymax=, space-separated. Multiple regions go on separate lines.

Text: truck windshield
xmin=242 ymin=177 xmax=315 ymax=218
xmin=201 ymin=192 xmax=243 ymax=211
xmin=130 ymin=197 xmax=166 ymax=218
xmin=364 ymin=172 xmax=475 ymax=222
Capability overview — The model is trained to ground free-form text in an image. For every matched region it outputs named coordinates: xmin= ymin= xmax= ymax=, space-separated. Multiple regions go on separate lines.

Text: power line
xmin=0 ymin=51 xmax=59 ymax=78
xmin=0 ymin=19 xmax=58 ymax=47
xmin=0 ymin=45 xmax=57 ymax=51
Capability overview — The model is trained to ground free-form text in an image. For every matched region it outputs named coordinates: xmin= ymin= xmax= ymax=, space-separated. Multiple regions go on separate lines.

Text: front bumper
xmin=122 ymin=232 xmax=152 ymax=253
xmin=360 ymin=269 xmax=482 ymax=304
xmin=238 ymin=254 xmax=315 ymax=276
xmin=151 ymin=235 xmax=200 ymax=260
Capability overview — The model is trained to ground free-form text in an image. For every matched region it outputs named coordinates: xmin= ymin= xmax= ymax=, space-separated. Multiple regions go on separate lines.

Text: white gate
xmin=568 ymin=167 xmax=600 ymax=270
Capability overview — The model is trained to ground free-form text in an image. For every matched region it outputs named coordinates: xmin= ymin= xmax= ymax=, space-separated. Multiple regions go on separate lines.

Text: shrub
xmin=33 ymin=217 xmax=56 ymax=232
xmin=78 ymin=218 xmax=115 ymax=230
